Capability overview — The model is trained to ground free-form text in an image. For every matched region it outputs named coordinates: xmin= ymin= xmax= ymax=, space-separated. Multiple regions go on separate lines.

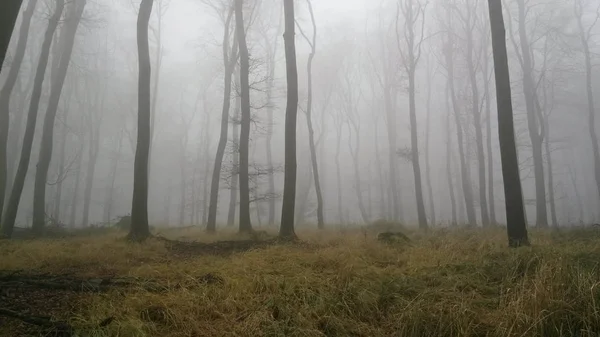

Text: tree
xmin=395 ymin=0 xmax=428 ymax=230
xmin=207 ymin=4 xmax=236 ymax=233
xmin=574 ymin=0 xmax=600 ymax=210
xmin=234 ymin=0 xmax=252 ymax=234
xmin=1 ymin=0 xmax=65 ymax=238
xmin=0 ymin=0 xmax=37 ymax=221
xmin=487 ymin=0 xmax=529 ymax=247
xmin=297 ymin=0 xmax=324 ymax=229
xmin=32 ymin=0 xmax=86 ymax=234
xmin=0 ymin=0 xmax=24 ymax=74
xmin=505 ymin=0 xmax=548 ymax=227
xmin=128 ymin=0 xmax=154 ymax=241
xmin=279 ymin=0 xmax=298 ymax=239
xmin=454 ymin=0 xmax=490 ymax=226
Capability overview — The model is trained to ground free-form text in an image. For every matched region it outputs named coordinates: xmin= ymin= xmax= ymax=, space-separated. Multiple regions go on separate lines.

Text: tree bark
xmin=234 ymin=0 xmax=252 ymax=234
xmin=424 ymin=58 xmax=436 ymax=226
xmin=488 ymin=0 xmax=529 ymax=247
xmin=1 ymin=0 xmax=64 ymax=238
xmin=69 ymin=139 xmax=84 ymax=227
xmin=574 ymin=0 xmax=600 ymax=211
xmin=299 ymin=0 xmax=324 ymax=229
xmin=279 ymin=0 xmax=299 ymax=239
xmin=104 ymin=130 xmax=123 ymax=224
xmin=445 ymin=10 xmax=477 ymax=227
xmin=81 ymin=129 xmax=99 ymax=227
xmin=0 ymin=0 xmax=24 ymax=74
xmin=32 ymin=0 xmax=86 ymax=234
xmin=515 ymin=0 xmax=548 ymax=227
xmin=0 ymin=0 xmax=36 ymax=222
xmin=463 ymin=6 xmax=490 ymax=226
xmin=207 ymin=8 xmax=235 ymax=233
xmin=482 ymin=40 xmax=497 ymax=225
xmin=227 ymin=85 xmax=240 ymax=227
xmin=128 ymin=0 xmax=154 ymax=241
xmin=445 ymin=84 xmax=458 ymax=226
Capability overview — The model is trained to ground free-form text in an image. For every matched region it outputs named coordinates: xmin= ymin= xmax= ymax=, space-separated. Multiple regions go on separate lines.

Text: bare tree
xmin=488 ymin=0 xmax=529 ymax=247
xmin=235 ymin=0 xmax=252 ymax=233
xmin=207 ymin=3 xmax=237 ymax=233
xmin=0 ymin=0 xmax=37 ymax=220
xmin=395 ymin=0 xmax=428 ymax=230
xmin=296 ymin=0 xmax=324 ymax=229
xmin=424 ymin=53 xmax=436 ymax=225
xmin=128 ymin=0 xmax=154 ymax=241
xmin=504 ymin=0 xmax=548 ymax=227
xmin=1 ymin=0 xmax=65 ymax=238
xmin=574 ymin=0 xmax=600 ymax=209
xmin=32 ymin=0 xmax=86 ymax=233
xmin=454 ymin=0 xmax=490 ymax=226
xmin=279 ymin=0 xmax=298 ymax=239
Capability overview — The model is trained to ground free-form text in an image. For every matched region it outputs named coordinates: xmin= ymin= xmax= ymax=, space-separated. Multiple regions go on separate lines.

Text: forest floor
xmin=1 ymin=226 xmax=600 ymax=337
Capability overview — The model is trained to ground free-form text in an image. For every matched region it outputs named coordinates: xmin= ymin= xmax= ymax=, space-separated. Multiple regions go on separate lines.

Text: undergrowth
xmin=1 ymin=227 xmax=600 ymax=336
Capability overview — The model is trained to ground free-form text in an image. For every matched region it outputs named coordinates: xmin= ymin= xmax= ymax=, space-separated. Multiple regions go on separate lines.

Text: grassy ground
xmin=1 ymin=226 xmax=600 ymax=336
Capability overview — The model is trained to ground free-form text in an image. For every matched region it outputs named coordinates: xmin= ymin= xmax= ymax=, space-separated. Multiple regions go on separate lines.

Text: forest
xmin=1 ymin=0 xmax=600 ymax=336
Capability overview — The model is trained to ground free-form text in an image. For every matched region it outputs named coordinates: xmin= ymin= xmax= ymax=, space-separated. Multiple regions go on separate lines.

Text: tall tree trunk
xmin=178 ymin=132 xmax=188 ymax=226
xmin=227 ymin=91 xmax=240 ymax=227
xmin=445 ymin=12 xmax=477 ymax=227
xmin=235 ymin=0 xmax=252 ymax=234
xmin=397 ymin=0 xmax=427 ymax=230
xmin=264 ymin=7 xmax=281 ymax=227
xmin=488 ymin=0 xmax=529 ymax=247
xmin=0 ymin=0 xmax=37 ymax=221
xmin=544 ymin=125 xmax=557 ymax=227
xmin=482 ymin=44 xmax=497 ymax=225
xmin=128 ymin=0 xmax=154 ymax=241
xmin=374 ymin=119 xmax=387 ymax=219
xmin=445 ymin=85 xmax=458 ymax=226
xmin=424 ymin=60 xmax=436 ymax=226
xmin=53 ymin=118 xmax=68 ymax=222
xmin=207 ymin=8 xmax=235 ymax=233
xmin=279 ymin=0 xmax=299 ymax=239
xmin=348 ymin=120 xmax=369 ymax=223
xmin=32 ymin=0 xmax=85 ymax=234
xmin=81 ymin=134 xmax=99 ymax=227
xmin=201 ymin=103 xmax=211 ymax=226
xmin=0 ymin=0 xmax=24 ymax=74
xmin=1 ymin=0 xmax=64 ymax=238
xmin=575 ymin=0 xmax=600 ymax=210
xmin=334 ymin=122 xmax=343 ymax=224
xmin=69 ymin=139 xmax=84 ymax=227
xmin=104 ymin=130 xmax=123 ymax=224
xmin=515 ymin=0 xmax=547 ymax=227
xmin=464 ymin=14 xmax=490 ymax=227
xmin=299 ymin=0 xmax=324 ymax=229
xmin=384 ymin=87 xmax=400 ymax=222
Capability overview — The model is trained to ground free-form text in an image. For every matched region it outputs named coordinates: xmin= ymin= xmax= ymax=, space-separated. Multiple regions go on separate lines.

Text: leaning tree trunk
xmin=0 ymin=0 xmax=37 ymax=221
xmin=515 ymin=0 xmax=547 ymax=228
xmin=207 ymin=8 xmax=235 ymax=233
xmin=1 ymin=0 xmax=64 ymax=238
xmin=0 ymin=0 xmax=25 ymax=74
xmin=234 ymin=0 xmax=252 ymax=234
xmin=128 ymin=0 xmax=154 ymax=241
xmin=279 ymin=0 xmax=299 ymax=239
xmin=488 ymin=0 xmax=529 ymax=247
xmin=32 ymin=0 xmax=86 ymax=234
xmin=300 ymin=0 xmax=324 ymax=229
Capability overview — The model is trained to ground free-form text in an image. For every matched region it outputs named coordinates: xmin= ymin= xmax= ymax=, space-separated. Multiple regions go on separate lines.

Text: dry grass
xmin=1 ymin=227 xmax=600 ymax=336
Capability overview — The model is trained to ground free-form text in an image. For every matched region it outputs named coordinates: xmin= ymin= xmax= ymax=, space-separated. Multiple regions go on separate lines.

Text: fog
xmin=1 ymin=0 xmax=599 ymax=231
